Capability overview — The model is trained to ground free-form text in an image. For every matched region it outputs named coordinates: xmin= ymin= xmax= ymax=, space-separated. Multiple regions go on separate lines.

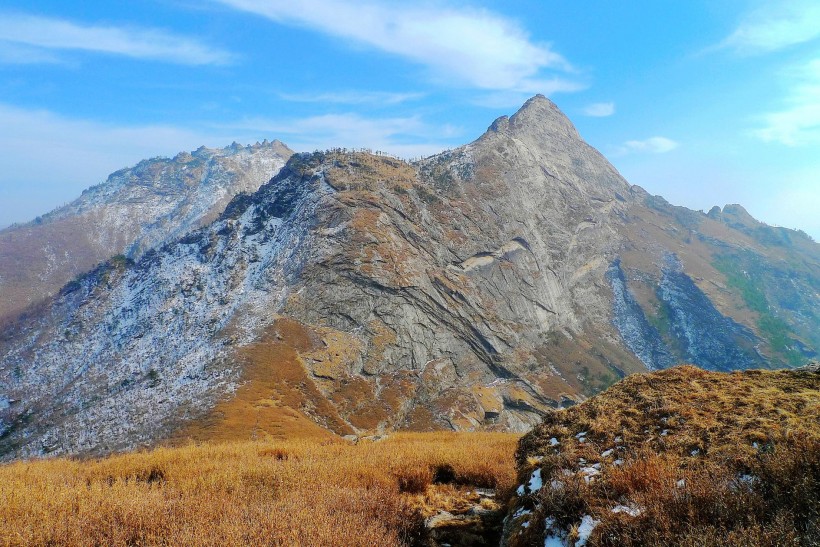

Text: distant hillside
xmin=505 ymin=365 xmax=820 ymax=546
xmin=0 ymin=140 xmax=291 ymax=322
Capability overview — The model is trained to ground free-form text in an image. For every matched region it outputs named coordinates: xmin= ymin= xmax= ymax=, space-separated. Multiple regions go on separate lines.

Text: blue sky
xmin=0 ymin=1 xmax=818 ymax=238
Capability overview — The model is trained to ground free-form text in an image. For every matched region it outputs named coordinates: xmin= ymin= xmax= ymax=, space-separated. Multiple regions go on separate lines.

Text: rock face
xmin=0 ymin=96 xmax=818 ymax=459
xmin=606 ymin=259 xmax=674 ymax=370
xmin=0 ymin=140 xmax=292 ymax=322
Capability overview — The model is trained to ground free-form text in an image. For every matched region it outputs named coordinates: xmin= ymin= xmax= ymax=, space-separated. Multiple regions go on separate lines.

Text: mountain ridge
xmin=0 ymin=96 xmax=817 ymax=460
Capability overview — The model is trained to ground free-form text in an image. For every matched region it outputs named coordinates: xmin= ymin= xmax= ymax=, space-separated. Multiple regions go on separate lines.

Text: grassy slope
xmin=3 ymin=366 xmax=816 ymax=546
xmin=0 ymin=432 xmax=518 ymax=546
xmin=509 ymin=365 xmax=820 ymax=546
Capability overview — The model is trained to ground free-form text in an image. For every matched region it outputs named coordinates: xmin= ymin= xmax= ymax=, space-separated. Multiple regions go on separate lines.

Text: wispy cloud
xmin=0 ymin=13 xmax=232 ymax=65
xmin=717 ymin=1 xmax=820 ymax=54
xmin=753 ymin=58 xmax=820 ymax=146
xmin=0 ymin=42 xmax=63 ymax=65
xmin=613 ymin=136 xmax=679 ymax=156
xmin=219 ymin=112 xmax=456 ymax=157
xmin=582 ymin=102 xmax=615 ymax=117
xmin=214 ymin=0 xmax=579 ymax=93
xmin=278 ymin=90 xmax=424 ymax=105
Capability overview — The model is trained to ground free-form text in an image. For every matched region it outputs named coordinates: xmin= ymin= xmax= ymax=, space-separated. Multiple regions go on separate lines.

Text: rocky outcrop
xmin=0 ymin=140 xmax=292 ymax=322
xmin=0 ymin=96 xmax=817 ymax=459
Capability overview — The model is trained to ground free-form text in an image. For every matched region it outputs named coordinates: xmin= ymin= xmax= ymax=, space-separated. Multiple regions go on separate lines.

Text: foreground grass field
xmin=0 ymin=432 xmax=519 ymax=546
xmin=3 ymin=366 xmax=817 ymax=546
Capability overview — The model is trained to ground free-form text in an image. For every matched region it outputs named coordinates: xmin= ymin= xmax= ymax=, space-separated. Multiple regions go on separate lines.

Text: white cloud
xmin=613 ymin=137 xmax=679 ymax=156
xmin=278 ymin=90 xmax=425 ymax=105
xmin=0 ymin=13 xmax=232 ymax=65
xmin=753 ymin=58 xmax=820 ymax=146
xmin=582 ymin=102 xmax=615 ymax=117
xmin=718 ymin=0 xmax=820 ymax=54
xmin=214 ymin=0 xmax=579 ymax=92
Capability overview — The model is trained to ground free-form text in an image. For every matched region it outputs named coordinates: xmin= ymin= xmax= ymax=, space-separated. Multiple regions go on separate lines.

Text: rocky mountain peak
xmin=185 ymin=139 xmax=292 ymax=161
xmin=720 ymin=203 xmax=757 ymax=225
xmin=486 ymin=94 xmax=581 ymax=143
xmin=474 ymin=95 xmax=630 ymax=202
xmin=511 ymin=94 xmax=581 ymax=140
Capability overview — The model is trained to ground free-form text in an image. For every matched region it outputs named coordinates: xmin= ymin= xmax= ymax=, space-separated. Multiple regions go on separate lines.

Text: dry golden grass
xmin=174 ymin=318 xmax=352 ymax=445
xmin=509 ymin=365 xmax=820 ymax=546
xmin=0 ymin=432 xmax=519 ymax=546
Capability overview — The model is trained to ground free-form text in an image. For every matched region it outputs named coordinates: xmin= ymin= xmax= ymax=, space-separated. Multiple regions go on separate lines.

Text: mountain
xmin=1 ymin=96 xmax=818 ymax=460
xmin=0 ymin=140 xmax=292 ymax=323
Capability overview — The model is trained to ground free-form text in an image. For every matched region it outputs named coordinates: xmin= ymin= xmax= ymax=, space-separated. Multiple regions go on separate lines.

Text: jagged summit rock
xmin=0 ymin=97 xmax=817 ymax=460
xmin=500 ymin=94 xmax=581 ymax=141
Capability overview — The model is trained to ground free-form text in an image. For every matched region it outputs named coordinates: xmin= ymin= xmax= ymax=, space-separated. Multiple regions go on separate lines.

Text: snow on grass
xmin=575 ymin=515 xmax=599 ymax=546
xmin=543 ymin=517 xmax=567 ymax=547
xmin=579 ymin=465 xmax=600 ymax=483
xmin=513 ymin=507 xmax=532 ymax=519
xmin=738 ymin=474 xmax=758 ymax=485
xmin=517 ymin=468 xmax=544 ymax=495
xmin=611 ymin=504 xmax=642 ymax=517
xmin=732 ymin=474 xmax=760 ymax=491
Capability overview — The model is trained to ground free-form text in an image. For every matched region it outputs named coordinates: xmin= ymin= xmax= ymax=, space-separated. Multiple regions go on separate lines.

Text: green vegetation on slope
xmin=713 ymin=255 xmax=805 ymax=366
